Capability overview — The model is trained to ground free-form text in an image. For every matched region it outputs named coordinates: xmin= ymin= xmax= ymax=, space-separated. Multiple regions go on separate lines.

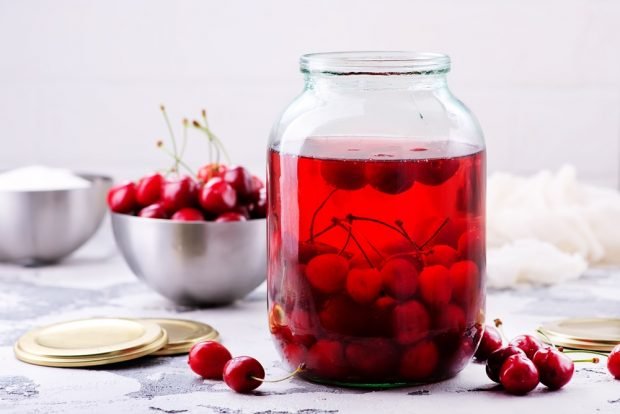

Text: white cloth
xmin=487 ymin=165 xmax=620 ymax=288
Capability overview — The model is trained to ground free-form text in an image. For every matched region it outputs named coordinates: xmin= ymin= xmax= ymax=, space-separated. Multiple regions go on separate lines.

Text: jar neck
xmin=304 ymin=73 xmax=449 ymax=93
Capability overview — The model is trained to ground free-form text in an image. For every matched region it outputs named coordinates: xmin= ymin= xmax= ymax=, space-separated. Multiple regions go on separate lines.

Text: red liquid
xmin=267 ymin=137 xmax=485 ymax=385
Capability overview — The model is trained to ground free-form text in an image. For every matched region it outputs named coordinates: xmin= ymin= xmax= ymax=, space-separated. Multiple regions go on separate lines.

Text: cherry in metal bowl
xmin=111 ymin=213 xmax=266 ymax=306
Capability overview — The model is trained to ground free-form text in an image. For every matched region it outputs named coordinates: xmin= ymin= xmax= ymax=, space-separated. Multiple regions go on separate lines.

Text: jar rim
xmin=300 ymin=51 xmax=451 ymax=76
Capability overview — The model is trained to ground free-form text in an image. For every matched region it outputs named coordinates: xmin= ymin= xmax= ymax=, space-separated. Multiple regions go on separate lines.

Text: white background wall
xmin=1 ymin=0 xmax=619 ymax=186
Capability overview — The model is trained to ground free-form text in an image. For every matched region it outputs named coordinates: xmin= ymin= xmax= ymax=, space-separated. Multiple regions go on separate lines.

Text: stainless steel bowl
xmin=0 ymin=174 xmax=112 ymax=265
xmin=111 ymin=213 xmax=266 ymax=306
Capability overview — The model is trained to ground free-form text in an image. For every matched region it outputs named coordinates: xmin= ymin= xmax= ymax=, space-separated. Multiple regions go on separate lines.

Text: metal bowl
xmin=0 ymin=174 xmax=112 ymax=265
xmin=111 ymin=213 xmax=266 ymax=306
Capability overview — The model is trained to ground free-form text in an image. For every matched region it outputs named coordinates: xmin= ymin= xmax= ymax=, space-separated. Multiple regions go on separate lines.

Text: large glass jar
xmin=267 ymin=52 xmax=485 ymax=387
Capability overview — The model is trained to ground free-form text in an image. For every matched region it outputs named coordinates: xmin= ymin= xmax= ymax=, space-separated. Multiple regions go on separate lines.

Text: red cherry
xmin=135 ymin=173 xmax=164 ymax=207
xmin=171 ymin=207 xmax=204 ymax=221
xmin=282 ymin=342 xmax=306 ymax=368
xmin=400 ymin=340 xmax=439 ymax=381
xmin=486 ymin=346 xmax=526 ymax=383
xmin=457 ymin=229 xmax=484 ymax=260
xmin=532 ymin=347 xmax=574 ymax=390
xmin=138 ymin=203 xmax=167 ymax=219
xmin=346 ymin=268 xmax=382 ymax=304
xmin=320 ymin=159 xmax=367 ymax=190
xmin=380 ymin=258 xmax=418 ymax=300
xmin=215 ymin=212 xmax=247 ymax=223
xmin=424 ymin=244 xmax=458 ymax=267
xmin=248 ymin=188 xmax=267 ymax=219
xmin=434 ymin=303 xmax=466 ymax=334
xmin=391 ymin=300 xmax=431 ymax=345
xmin=607 ymin=344 xmax=620 ymax=379
xmin=509 ymin=334 xmax=545 ymax=360
xmin=188 ymin=341 xmax=232 ymax=379
xmin=199 ymin=177 xmax=237 ymax=214
xmin=345 ymin=338 xmax=398 ymax=378
xmin=414 ymin=158 xmax=460 ymax=186
xmin=474 ymin=325 xmax=504 ymax=361
xmin=297 ymin=240 xmax=339 ymax=264
xmin=248 ymin=175 xmax=265 ymax=202
xmin=222 ymin=165 xmax=254 ymax=201
xmin=418 ymin=265 xmax=452 ymax=308
xmin=449 ymin=260 xmax=480 ymax=305
xmin=305 ymin=253 xmax=349 ymax=293
xmin=366 ymin=163 xmax=415 ymax=194
xmin=306 ymin=340 xmax=347 ymax=379
xmin=499 ymin=354 xmax=540 ymax=395
xmin=222 ymin=356 xmax=265 ymax=393
xmin=107 ymin=181 xmax=137 ymax=213
xmin=197 ymin=163 xmax=227 ymax=182
xmin=319 ymin=295 xmax=370 ymax=336
xmin=161 ymin=176 xmax=198 ymax=213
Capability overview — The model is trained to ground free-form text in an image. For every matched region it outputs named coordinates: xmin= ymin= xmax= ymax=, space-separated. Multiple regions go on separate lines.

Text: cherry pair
xmin=188 ymin=341 xmax=265 ymax=393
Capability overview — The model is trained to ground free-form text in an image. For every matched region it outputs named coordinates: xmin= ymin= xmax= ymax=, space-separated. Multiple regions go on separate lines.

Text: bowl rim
xmin=111 ymin=212 xmax=266 ymax=226
xmin=0 ymin=171 xmax=113 ymax=194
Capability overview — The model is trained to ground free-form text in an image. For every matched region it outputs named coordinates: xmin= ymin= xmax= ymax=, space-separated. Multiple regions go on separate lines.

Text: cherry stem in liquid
xmin=309 ymin=189 xmax=339 ymax=242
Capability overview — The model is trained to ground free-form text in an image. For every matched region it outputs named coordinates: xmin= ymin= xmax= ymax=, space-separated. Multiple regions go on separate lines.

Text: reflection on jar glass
xmin=267 ymin=51 xmax=486 ymax=387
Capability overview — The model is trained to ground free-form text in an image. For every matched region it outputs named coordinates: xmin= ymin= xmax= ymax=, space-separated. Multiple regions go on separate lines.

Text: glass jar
xmin=267 ymin=52 xmax=485 ymax=387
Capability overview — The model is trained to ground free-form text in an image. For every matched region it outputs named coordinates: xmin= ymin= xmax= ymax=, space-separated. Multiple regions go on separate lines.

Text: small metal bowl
xmin=0 ymin=174 xmax=112 ymax=265
xmin=111 ymin=213 xmax=266 ymax=306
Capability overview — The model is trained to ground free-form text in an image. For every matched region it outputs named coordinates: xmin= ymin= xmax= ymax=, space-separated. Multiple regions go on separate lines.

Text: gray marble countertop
xmin=0 ymin=227 xmax=619 ymax=414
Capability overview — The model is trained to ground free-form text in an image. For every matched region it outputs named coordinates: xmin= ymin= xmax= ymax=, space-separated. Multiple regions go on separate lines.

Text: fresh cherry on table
xmin=138 ymin=203 xmax=167 ymax=219
xmin=608 ymin=344 xmax=620 ymax=379
xmin=499 ymin=354 xmax=540 ymax=395
xmin=188 ymin=341 xmax=232 ymax=380
xmin=474 ymin=325 xmax=503 ymax=361
xmin=107 ymin=182 xmax=137 ymax=213
xmin=486 ymin=345 xmax=526 ymax=383
xmin=199 ymin=177 xmax=237 ymax=215
xmin=532 ymin=347 xmax=574 ymax=390
xmin=171 ymin=207 xmax=204 ymax=221
xmin=135 ymin=173 xmax=164 ymax=206
xmin=161 ymin=175 xmax=198 ymax=213
xmin=509 ymin=334 xmax=546 ymax=360
xmin=222 ymin=356 xmax=265 ymax=393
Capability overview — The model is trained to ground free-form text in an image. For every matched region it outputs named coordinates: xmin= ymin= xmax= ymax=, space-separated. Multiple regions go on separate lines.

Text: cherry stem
xmin=308 ymin=222 xmax=338 ymax=241
xmin=338 ymin=224 xmax=352 ymax=256
xmin=157 ymin=142 xmax=196 ymax=177
xmin=193 ymin=114 xmax=231 ymax=165
xmin=180 ymin=119 xmax=189 ymax=161
xmin=160 ymin=105 xmax=180 ymax=174
xmin=493 ymin=318 xmax=509 ymax=343
xmin=419 ymin=217 xmax=450 ymax=249
xmin=250 ymin=364 xmax=305 ymax=383
xmin=535 ymin=329 xmax=557 ymax=349
xmin=309 ymin=189 xmax=338 ymax=242
xmin=334 ymin=220 xmax=374 ymax=268
xmin=346 ymin=214 xmax=415 ymax=245
xmin=560 ymin=349 xmax=609 ymax=358
xmin=571 ymin=357 xmax=600 ymax=364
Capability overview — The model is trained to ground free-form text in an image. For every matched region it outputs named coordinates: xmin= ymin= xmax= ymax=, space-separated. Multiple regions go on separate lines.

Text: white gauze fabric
xmin=487 ymin=165 xmax=620 ymax=288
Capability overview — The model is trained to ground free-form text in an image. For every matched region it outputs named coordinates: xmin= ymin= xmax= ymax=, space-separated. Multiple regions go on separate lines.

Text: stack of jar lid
xmin=537 ymin=318 xmax=620 ymax=352
xmin=14 ymin=317 xmax=219 ymax=367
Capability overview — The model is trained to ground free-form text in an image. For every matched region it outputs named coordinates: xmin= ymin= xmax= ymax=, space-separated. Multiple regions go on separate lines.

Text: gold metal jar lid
xmin=144 ymin=318 xmax=220 ymax=356
xmin=14 ymin=318 xmax=168 ymax=367
xmin=537 ymin=317 xmax=620 ymax=352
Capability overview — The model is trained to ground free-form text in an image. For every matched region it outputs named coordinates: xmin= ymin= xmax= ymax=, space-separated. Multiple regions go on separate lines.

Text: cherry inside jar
xmin=267 ymin=52 xmax=485 ymax=387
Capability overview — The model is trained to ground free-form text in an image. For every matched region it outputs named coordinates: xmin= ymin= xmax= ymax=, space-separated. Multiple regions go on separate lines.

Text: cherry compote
xmin=267 ymin=137 xmax=485 ymax=386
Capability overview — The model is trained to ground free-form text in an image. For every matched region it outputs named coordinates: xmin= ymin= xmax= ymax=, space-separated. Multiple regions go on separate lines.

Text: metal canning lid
xmin=14 ymin=329 xmax=168 ymax=367
xmin=539 ymin=318 xmax=620 ymax=344
xmin=145 ymin=318 xmax=220 ymax=356
xmin=14 ymin=318 xmax=167 ymax=366
xmin=536 ymin=331 xmax=617 ymax=352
